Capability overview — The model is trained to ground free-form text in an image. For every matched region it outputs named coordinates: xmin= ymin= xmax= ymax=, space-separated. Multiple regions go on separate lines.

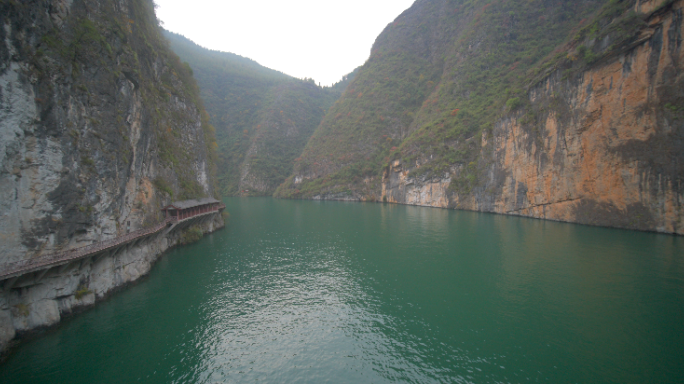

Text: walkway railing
xmin=0 ymin=203 xmax=225 ymax=281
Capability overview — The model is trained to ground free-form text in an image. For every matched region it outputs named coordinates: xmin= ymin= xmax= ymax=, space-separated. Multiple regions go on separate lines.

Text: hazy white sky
xmin=155 ymin=0 xmax=416 ymax=86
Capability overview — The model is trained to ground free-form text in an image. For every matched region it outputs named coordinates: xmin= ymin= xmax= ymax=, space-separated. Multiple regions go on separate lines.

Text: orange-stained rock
xmin=383 ymin=0 xmax=684 ymax=235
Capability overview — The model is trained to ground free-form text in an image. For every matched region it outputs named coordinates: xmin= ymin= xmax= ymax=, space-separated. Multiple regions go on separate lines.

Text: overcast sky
xmin=154 ymin=0 xmax=416 ymax=86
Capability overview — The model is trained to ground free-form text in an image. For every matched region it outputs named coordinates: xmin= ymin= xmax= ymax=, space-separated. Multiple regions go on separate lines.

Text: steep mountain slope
xmin=277 ymin=0 xmax=684 ymax=235
xmin=165 ymin=32 xmax=355 ymax=195
xmin=0 ymin=0 xmax=220 ymax=264
xmin=277 ymin=0 xmax=607 ymax=199
xmin=0 ymin=0 xmax=222 ymax=349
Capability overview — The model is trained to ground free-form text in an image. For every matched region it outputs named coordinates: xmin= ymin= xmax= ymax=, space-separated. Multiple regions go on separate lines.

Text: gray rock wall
xmin=0 ymin=0 xmax=218 ymax=272
xmin=0 ymin=214 xmax=223 ymax=354
xmin=0 ymin=0 xmax=223 ymax=355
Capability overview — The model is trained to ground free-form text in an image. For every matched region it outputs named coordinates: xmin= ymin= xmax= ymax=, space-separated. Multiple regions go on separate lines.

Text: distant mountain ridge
xmin=164 ymin=31 xmax=356 ymax=195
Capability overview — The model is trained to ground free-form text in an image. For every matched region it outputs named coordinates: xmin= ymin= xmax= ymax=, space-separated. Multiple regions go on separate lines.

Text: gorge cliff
xmin=276 ymin=0 xmax=684 ymax=235
xmin=165 ymin=31 xmax=354 ymax=196
xmin=0 ymin=0 xmax=223 ymax=352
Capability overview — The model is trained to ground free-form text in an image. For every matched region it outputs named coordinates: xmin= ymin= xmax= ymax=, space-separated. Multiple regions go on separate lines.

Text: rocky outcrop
xmin=0 ymin=0 xmax=218 ymax=265
xmin=382 ymin=160 xmax=451 ymax=207
xmin=382 ymin=0 xmax=684 ymax=235
xmin=0 ymin=0 xmax=222 ymax=353
xmin=0 ymin=215 xmax=223 ymax=354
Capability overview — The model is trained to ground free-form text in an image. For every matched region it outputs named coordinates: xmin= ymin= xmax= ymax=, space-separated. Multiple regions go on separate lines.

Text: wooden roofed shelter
xmin=161 ymin=197 xmax=224 ymax=221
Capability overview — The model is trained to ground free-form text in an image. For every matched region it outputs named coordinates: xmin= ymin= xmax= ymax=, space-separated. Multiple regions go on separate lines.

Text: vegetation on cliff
xmin=165 ymin=32 xmax=356 ymax=195
xmin=27 ymin=0 xmax=217 ymax=199
xmin=275 ymin=0 xmax=648 ymax=199
xmin=0 ymin=0 xmax=219 ymax=248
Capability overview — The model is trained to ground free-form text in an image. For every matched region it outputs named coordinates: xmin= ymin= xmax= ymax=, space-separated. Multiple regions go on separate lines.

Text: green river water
xmin=1 ymin=197 xmax=683 ymax=383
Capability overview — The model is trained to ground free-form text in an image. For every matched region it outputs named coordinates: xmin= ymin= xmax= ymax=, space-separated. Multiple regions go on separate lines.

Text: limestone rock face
xmin=0 ymin=0 xmax=222 ymax=353
xmin=383 ymin=161 xmax=451 ymax=207
xmin=455 ymin=0 xmax=683 ymax=234
xmin=281 ymin=0 xmax=682 ymax=234
xmin=0 ymin=215 xmax=223 ymax=353
xmin=0 ymin=0 xmax=217 ymax=270
xmin=0 ymin=297 xmax=15 ymax=350
xmin=381 ymin=0 xmax=684 ymax=235
xmin=11 ymin=299 xmax=60 ymax=333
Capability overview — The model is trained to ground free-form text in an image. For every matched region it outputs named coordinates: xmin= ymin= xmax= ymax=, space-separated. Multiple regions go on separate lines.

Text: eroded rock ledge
xmin=0 ymin=215 xmax=223 ymax=355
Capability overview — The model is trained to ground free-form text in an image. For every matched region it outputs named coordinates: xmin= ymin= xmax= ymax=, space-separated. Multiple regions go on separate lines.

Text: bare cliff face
xmin=383 ymin=0 xmax=683 ymax=235
xmin=0 ymin=0 xmax=219 ymax=269
xmin=0 ymin=0 xmax=223 ymax=353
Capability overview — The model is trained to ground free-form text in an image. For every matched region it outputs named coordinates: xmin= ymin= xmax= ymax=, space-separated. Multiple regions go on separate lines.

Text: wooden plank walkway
xmin=0 ymin=203 xmax=225 ymax=282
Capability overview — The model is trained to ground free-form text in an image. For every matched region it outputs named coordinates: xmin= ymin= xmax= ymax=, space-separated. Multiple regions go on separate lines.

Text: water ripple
xmin=1 ymin=198 xmax=683 ymax=384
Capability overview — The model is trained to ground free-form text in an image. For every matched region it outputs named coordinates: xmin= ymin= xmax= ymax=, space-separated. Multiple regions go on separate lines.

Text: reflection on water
xmin=1 ymin=197 xmax=683 ymax=383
